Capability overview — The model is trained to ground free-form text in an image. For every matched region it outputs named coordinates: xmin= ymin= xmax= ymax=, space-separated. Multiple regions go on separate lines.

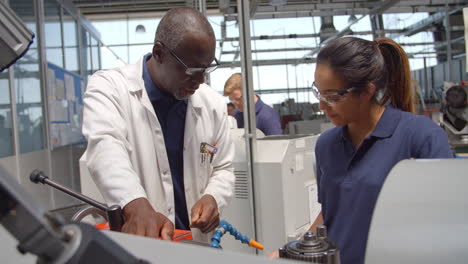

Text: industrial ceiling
xmin=68 ymin=0 xmax=467 ymax=65
xmin=71 ymin=0 xmax=466 ymax=17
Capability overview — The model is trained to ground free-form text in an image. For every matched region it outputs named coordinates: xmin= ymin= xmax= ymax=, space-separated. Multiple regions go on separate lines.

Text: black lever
xmin=30 ymin=170 xmax=124 ymax=232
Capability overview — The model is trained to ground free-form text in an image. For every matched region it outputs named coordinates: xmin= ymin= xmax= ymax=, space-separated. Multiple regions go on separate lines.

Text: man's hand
xmin=122 ymin=198 xmax=174 ymax=240
xmin=190 ymin=194 xmax=220 ymax=233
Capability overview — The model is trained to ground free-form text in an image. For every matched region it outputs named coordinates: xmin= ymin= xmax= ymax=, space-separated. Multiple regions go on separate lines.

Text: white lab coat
xmin=82 ymin=56 xmax=235 ymax=242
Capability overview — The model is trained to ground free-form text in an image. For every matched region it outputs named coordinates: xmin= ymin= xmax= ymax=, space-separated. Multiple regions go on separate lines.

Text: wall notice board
xmin=46 ymin=63 xmax=85 ymax=149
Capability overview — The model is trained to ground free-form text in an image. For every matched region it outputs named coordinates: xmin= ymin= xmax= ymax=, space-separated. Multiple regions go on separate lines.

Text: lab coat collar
xmin=126 ymin=56 xmax=146 ymax=93
xmin=126 ymin=56 xmax=157 ymax=122
xmin=128 ymin=55 xmax=203 ymax=124
xmin=184 ymin=86 xmax=206 ymax=149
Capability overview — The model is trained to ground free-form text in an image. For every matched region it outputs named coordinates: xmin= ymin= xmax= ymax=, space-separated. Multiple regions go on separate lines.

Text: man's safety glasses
xmin=159 ymin=41 xmax=220 ymax=77
xmin=311 ymin=82 xmax=356 ymax=106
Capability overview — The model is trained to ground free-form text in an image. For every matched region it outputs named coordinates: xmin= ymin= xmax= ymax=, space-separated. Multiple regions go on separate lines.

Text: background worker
xmin=227 ymin=102 xmax=236 ymax=116
xmin=224 ymin=73 xmax=282 ymax=136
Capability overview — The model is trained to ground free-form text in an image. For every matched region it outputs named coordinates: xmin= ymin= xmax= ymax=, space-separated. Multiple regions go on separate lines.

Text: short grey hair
xmin=155 ymin=7 xmax=215 ymax=50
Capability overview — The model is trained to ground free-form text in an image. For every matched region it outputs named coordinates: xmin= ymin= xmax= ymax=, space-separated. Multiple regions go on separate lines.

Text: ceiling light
xmin=135 ymin=24 xmax=146 ymax=33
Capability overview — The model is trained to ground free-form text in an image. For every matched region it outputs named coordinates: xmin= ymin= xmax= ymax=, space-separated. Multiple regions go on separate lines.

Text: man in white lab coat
xmin=82 ymin=7 xmax=235 ymax=243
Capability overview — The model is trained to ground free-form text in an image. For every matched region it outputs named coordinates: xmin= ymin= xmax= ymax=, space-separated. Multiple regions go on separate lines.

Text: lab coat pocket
xmin=197 ymin=163 xmax=211 ymax=191
xmin=197 ymin=159 xmax=213 ymax=192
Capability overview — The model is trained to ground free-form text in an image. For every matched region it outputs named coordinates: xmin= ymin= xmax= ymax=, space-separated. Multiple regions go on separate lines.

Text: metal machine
xmin=0 ymin=167 xmax=148 ymax=264
xmin=222 ymin=130 xmax=320 ymax=255
xmin=3 ymin=155 xmax=467 ymax=263
xmin=278 ymin=159 xmax=468 ymax=264
xmin=366 ymin=159 xmax=468 ymax=263
xmin=279 ymin=226 xmax=340 ymax=263
xmin=0 ymin=167 xmax=300 ymax=264
xmin=440 ymin=85 xmax=468 ymax=152
xmin=79 ymin=128 xmax=321 ymax=255
xmin=287 ymin=119 xmax=335 ymax=136
xmin=0 ymin=0 xmax=34 ymax=72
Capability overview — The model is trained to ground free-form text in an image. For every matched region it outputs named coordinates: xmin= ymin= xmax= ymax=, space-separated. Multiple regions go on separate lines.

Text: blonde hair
xmin=224 ymin=73 xmax=242 ymax=96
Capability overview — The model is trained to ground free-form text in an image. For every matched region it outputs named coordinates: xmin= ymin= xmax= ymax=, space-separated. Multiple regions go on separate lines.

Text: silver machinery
xmin=2 ymin=147 xmax=468 ymax=263
xmin=440 ymin=85 xmax=468 ymax=151
xmin=1 ymin=165 xmax=300 ymax=264
xmin=0 ymin=0 xmax=34 ymax=72
xmin=79 ymin=129 xmax=321 ymax=255
xmin=366 ymin=159 xmax=468 ymax=264
xmin=221 ymin=130 xmax=321 ymax=255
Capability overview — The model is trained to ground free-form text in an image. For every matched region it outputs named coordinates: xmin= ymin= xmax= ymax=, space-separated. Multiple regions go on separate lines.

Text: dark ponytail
xmin=317 ymin=37 xmax=414 ymax=113
xmin=375 ymin=38 xmax=414 ymax=113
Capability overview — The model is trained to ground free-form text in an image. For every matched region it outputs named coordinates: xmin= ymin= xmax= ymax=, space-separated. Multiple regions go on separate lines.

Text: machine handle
xmin=30 ymin=170 xmax=124 ymax=232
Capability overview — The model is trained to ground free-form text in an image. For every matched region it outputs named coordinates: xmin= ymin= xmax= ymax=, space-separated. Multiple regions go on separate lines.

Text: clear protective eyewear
xmin=311 ymin=82 xmax=356 ymax=105
xmin=159 ymin=41 xmax=220 ymax=77
xmin=229 ymin=95 xmax=242 ymax=104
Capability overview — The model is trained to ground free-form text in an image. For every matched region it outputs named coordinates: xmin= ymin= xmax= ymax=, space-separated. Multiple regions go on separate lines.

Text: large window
xmin=44 ymin=0 xmax=63 ymax=67
xmin=63 ymin=9 xmax=79 ymax=74
xmin=92 ymin=18 xmax=159 ymax=66
xmin=91 ymin=36 xmax=100 ymax=71
xmin=209 ymin=15 xmax=319 ymax=105
xmin=383 ymin=13 xmax=437 ymax=70
xmin=88 ymin=12 xmax=441 ymax=107
xmin=0 ymin=71 xmax=13 ymax=157
xmin=84 ymin=31 xmax=102 ymax=78
xmin=10 ymin=0 xmax=45 ymax=153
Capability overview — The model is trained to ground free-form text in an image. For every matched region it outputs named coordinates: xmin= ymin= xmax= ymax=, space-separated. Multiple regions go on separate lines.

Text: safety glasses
xmin=159 ymin=41 xmax=220 ymax=77
xmin=311 ymin=82 xmax=356 ymax=106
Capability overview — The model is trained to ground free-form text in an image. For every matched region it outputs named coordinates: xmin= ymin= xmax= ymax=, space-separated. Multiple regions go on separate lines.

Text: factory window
xmin=0 ymin=71 xmax=13 ymax=158
xmin=128 ymin=19 xmax=158 ymax=45
xmin=44 ymin=0 xmax=63 ymax=68
xmin=382 ymin=13 xmax=436 ymax=70
xmin=129 ymin=44 xmax=153 ymax=64
xmin=101 ymin=45 xmax=127 ymax=69
xmin=84 ymin=31 xmax=102 ymax=78
xmin=91 ymin=36 xmax=100 ymax=72
xmin=10 ymin=0 xmax=46 ymax=153
xmin=92 ymin=20 xmax=128 ymax=46
xmin=63 ymin=8 xmax=79 ymax=74
xmin=383 ymin=13 xmax=429 ymax=30
xmin=92 ymin=20 xmax=129 ymax=68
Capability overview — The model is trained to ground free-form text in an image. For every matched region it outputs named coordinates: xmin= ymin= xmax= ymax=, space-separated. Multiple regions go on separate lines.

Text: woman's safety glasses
xmin=311 ymin=82 xmax=356 ymax=106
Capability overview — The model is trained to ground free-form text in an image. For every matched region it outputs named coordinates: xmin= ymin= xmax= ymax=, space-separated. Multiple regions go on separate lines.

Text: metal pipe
xmin=198 ymin=0 xmax=206 ymax=16
xmin=29 ymin=170 xmax=124 ymax=232
xmin=237 ymin=0 xmax=259 ymax=252
xmin=445 ymin=2 xmax=453 ymax=81
xmin=30 ymin=170 xmax=108 ymax=212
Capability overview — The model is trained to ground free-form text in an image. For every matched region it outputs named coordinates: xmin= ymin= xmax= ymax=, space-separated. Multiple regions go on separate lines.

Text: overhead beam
xmin=76 ymin=1 xmax=467 ymax=17
xmin=433 ymin=35 xmax=465 ymax=50
xmin=249 ymin=0 xmax=259 ymax=17
xmin=370 ymin=14 xmax=385 ymax=39
xmin=255 ymin=87 xmax=312 ymax=95
xmin=303 ymin=0 xmax=400 ymax=58
xmin=220 ymin=40 xmax=457 ymax=55
xmin=390 ymin=6 xmax=465 ymax=38
xmin=219 ymin=57 xmax=317 ymax=68
xmin=244 ymin=5 xmax=468 ymax=20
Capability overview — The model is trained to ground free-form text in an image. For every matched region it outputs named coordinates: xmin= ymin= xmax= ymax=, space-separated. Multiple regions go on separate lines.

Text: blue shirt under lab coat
xmin=234 ymin=97 xmax=282 ymax=135
xmin=316 ymin=106 xmax=453 ymax=264
xmin=142 ymin=54 xmax=190 ymax=230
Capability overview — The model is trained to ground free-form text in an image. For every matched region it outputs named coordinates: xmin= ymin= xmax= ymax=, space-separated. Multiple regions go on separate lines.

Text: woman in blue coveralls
xmin=307 ymin=37 xmax=453 ymax=264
